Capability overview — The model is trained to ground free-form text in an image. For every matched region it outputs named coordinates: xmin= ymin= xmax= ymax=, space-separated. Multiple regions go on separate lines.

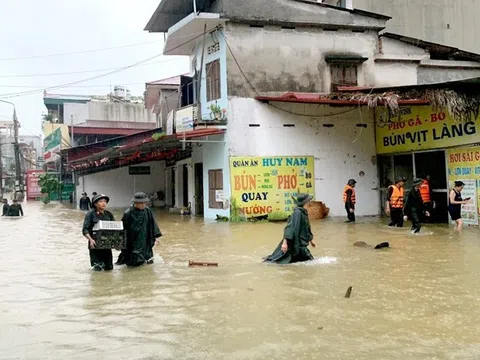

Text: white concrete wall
xmin=374 ymin=62 xmax=418 ymax=87
xmin=225 ymin=23 xmax=379 ymax=96
xmin=226 ymin=98 xmax=379 ymax=217
xmin=64 ymin=103 xmax=89 ymax=125
xmin=354 ymin=0 xmax=480 ymax=54
xmin=76 ymin=161 xmax=166 ymax=209
xmin=88 ymin=102 xmax=155 ymax=123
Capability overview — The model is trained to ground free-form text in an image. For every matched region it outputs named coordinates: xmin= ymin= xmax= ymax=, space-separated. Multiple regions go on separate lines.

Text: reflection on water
xmin=2 ymin=202 xmax=480 ymax=359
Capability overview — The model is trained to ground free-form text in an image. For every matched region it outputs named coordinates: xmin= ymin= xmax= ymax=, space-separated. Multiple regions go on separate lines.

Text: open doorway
xmin=194 ymin=163 xmax=204 ymax=216
xmin=182 ymin=164 xmax=189 ymax=208
xmin=414 ymin=150 xmax=448 ymax=223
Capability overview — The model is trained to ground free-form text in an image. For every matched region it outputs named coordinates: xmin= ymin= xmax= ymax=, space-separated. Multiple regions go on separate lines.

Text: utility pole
xmin=0 ymin=100 xmax=22 ymax=200
xmin=13 ymin=108 xmax=22 ymax=200
xmin=0 ymin=132 xmax=3 ymax=198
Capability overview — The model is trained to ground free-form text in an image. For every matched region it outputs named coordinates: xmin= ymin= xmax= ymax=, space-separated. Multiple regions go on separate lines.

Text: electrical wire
xmin=0 ymin=40 xmax=160 ymax=61
xmin=0 ymin=58 xmax=180 ymax=78
xmin=0 ymin=29 xmax=211 ymax=99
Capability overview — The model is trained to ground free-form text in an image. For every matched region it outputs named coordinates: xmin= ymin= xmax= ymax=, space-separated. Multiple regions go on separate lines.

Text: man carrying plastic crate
xmin=82 ymin=194 xmax=116 ymax=271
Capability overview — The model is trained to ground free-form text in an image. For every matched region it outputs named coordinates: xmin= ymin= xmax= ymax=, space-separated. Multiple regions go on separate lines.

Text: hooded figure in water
xmin=116 ymin=192 xmax=162 ymax=267
xmin=263 ymin=193 xmax=316 ymax=264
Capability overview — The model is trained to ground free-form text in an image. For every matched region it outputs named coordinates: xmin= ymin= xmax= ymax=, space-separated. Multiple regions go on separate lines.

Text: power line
xmin=0 ymin=58 xmax=180 ymax=78
xmin=0 ymin=53 xmax=164 ymax=98
xmin=0 ymin=29 xmax=210 ymax=99
xmin=0 ymin=40 xmax=160 ymax=61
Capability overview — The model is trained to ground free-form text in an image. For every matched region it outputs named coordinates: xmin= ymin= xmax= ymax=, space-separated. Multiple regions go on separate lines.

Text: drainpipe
xmin=193 ymin=0 xmax=197 ymax=14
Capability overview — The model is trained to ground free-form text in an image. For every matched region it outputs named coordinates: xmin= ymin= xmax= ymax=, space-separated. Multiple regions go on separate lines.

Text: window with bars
xmin=330 ymin=64 xmax=358 ymax=91
xmin=206 ymin=59 xmax=221 ymax=102
xmin=208 ymin=169 xmax=223 ymax=209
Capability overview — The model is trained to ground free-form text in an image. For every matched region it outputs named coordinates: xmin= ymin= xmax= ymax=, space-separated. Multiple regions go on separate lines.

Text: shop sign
xmin=175 ymin=106 xmax=194 ymax=133
xmin=166 ymin=110 xmax=174 ymax=136
xmin=447 ymin=146 xmax=480 ymax=225
xmin=129 ymin=166 xmax=151 ymax=175
xmin=229 ymin=156 xmax=315 ymax=218
xmin=43 ymin=128 xmax=62 ymax=163
xmin=375 ymin=106 xmax=479 ymax=154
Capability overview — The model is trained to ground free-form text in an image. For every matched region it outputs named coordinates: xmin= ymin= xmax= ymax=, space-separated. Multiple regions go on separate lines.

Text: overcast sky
xmin=0 ymin=0 xmax=189 ymax=137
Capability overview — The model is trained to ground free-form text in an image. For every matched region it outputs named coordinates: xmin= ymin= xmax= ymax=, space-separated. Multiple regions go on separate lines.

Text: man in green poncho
xmin=263 ymin=193 xmax=316 ymax=264
xmin=115 ymin=192 xmax=162 ymax=267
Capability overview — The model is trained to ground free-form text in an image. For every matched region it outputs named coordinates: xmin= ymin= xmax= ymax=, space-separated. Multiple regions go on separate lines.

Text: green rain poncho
xmin=116 ymin=206 xmax=162 ymax=267
xmin=263 ymin=206 xmax=314 ymax=264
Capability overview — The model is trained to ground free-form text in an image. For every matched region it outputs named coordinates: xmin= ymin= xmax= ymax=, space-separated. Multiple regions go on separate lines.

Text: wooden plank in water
xmin=345 ymin=286 xmax=353 ymax=298
xmin=188 ymin=260 xmax=219 ymax=267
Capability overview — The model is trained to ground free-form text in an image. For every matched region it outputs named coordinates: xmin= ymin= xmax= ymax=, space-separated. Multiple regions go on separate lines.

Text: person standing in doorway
xmin=82 ymin=194 xmax=115 ymax=271
xmin=420 ymin=175 xmax=434 ymax=222
xmin=116 ymin=192 xmax=162 ymax=267
xmin=386 ymin=176 xmax=406 ymax=227
xmin=404 ymin=178 xmax=430 ymax=234
xmin=2 ymin=199 xmax=10 ymax=216
xmin=8 ymin=199 xmax=24 ymax=217
xmin=448 ymin=181 xmax=470 ymax=231
xmin=343 ymin=179 xmax=357 ymax=223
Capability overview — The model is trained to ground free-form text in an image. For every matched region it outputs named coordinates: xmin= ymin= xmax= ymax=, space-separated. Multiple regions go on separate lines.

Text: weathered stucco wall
xmin=226 ymin=98 xmax=379 ymax=217
xmin=354 ymin=0 xmax=480 ymax=54
xmin=88 ymin=102 xmax=155 ymax=123
xmin=224 ymin=22 xmax=379 ymax=96
xmin=374 ymin=62 xmax=418 ymax=87
xmin=216 ymin=0 xmax=386 ymax=29
xmin=417 ymin=67 xmax=480 ymax=85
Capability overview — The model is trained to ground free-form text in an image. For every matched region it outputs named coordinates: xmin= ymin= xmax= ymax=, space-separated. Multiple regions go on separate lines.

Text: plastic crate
xmin=93 ymin=221 xmax=124 ymax=231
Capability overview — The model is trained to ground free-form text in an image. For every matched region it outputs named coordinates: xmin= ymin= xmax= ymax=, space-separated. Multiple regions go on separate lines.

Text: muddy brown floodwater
xmin=2 ymin=202 xmax=480 ymax=359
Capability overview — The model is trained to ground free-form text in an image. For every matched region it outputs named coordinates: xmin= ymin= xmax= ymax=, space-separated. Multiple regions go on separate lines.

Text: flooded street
xmin=2 ymin=202 xmax=480 ymax=359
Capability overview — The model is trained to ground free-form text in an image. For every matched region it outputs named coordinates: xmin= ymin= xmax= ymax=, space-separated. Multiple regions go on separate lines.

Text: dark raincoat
xmin=79 ymin=197 xmax=91 ymax=211
xmin=2 ymin=204 xmax=9 ymax=216
xmin=8 ymin=204 xmax=23 ymax=216
xmin=82 ymin=209 xmax=115 ymax=270
xmin=404 ymin=188 xmax=427 ymax=233
xmin=116 ymin=206 xmax=162 ymax=267
xmin=263 ymin=206 xmax=314 ymax=264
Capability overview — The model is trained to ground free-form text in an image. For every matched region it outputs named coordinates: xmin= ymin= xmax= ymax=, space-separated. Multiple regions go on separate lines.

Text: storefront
xmin=375 ymin=105 xmax=480 ymax=224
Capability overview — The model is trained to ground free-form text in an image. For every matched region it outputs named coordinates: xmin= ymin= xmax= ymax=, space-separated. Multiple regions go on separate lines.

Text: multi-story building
xmin=65 ymin=0 xmax=480 ymax=222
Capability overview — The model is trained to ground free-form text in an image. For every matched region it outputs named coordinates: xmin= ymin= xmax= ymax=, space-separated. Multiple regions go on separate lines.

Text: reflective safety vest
xmin=343 ymin=185 xmax=356 ymax=204
xmin=419 ymin=180 xmax=431 ymax=203
xmin=388 ymin=185 xmax=404 ymax=208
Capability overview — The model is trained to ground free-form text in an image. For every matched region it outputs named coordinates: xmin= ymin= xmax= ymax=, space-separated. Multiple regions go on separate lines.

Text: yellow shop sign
xmin=229 ymin=156 xmax=315 ymax=217
xmin=375 ymin=106 xmax=479 ymax=154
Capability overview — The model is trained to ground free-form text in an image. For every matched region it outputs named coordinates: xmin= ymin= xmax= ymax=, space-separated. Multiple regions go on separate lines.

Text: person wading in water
xmin=448 ymin=180 xmax=470 ymax=231
xmin=263 ymin=193 xmax=317 ymax=264
xmin=386 ymin=176 xmax=406 ymax=227
xmin=343 ymin=179 xmax=357 ymax=223
xmin=79 ymin=192 xmax=91 ymax=211
xmin=82 ymin=194 xmax=115 ymax=271
xmin=2 ymin=199 xmax=10 ymax=216
xmin=116 ymin=192 xmax=162 ymax=267
xmin=8 ymin=199 xmax=24 ymax=217
xmin=404 ymin=178 xmax=430 ymax=234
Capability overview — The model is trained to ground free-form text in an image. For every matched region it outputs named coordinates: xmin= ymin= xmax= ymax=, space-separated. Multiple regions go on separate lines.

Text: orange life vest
xmin=343 ymin=185 xmax=356 ymax=204
xmin=388 ymin=185 xmax=404 ymax=208
xmin=419 ymin=180 xmax=431 ymax=203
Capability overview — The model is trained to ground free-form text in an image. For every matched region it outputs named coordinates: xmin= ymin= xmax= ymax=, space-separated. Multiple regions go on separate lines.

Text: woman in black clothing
xmin=448 ymin=181 xmax=470 ymax=231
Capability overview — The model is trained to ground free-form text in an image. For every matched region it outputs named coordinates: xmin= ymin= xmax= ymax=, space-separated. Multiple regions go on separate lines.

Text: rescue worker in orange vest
xmin=420 ymin=174 xmax=434 ymax=222
xmin=343 ymin=179 xmax=357 ymax=223
xmin=386 ymin=176 xmax=406 ymax=227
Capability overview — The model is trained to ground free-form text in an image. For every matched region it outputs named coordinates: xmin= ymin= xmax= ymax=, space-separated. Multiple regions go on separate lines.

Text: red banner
xmin=26 ymin=170 xmax=45 ymax=200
